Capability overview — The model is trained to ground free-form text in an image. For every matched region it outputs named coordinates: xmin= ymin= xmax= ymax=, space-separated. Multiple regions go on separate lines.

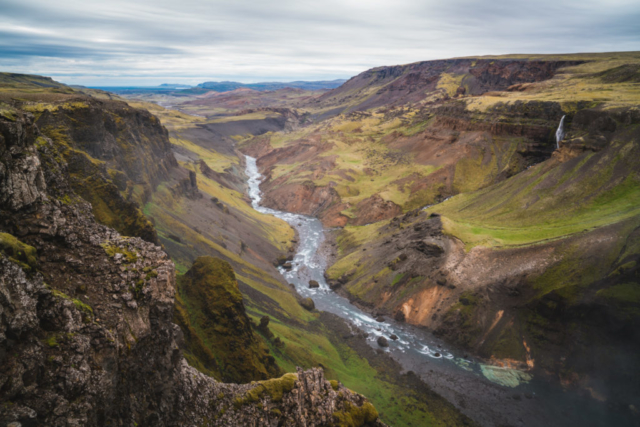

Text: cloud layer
xmin=1 ymin=0 xmax=639 ymax=85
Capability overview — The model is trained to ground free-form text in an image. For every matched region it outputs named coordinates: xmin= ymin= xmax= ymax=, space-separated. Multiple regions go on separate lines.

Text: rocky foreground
xmin=0 ymin=107 xmax=384 ymax=426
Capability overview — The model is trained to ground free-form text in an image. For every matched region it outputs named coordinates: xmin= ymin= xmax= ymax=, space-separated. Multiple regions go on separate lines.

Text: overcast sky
xmin=1 ymin=0 xmax=639 ymax=86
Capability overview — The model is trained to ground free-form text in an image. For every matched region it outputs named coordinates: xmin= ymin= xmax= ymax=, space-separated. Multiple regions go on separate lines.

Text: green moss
xmin=102 ymin=242 xmax=138 ymax=263
xmin=441 ymin=291 xmax=482 ymax=347
xmin=330 ymin=380 xmax=339 ymax=391
xmin=45 ymin=335 xmax=59 ymax=348
xmin=391 ymin=273 xmax=405 ymax=287
xmin=0 ymin=232 xmax=37 ymax=272
xmin=332 ymin=401 xmax=379 ymax=427
xmin=72 ymin=298 xmax=94 ymax=316
xmin=235 ymin=372 xmax=297 ymax=407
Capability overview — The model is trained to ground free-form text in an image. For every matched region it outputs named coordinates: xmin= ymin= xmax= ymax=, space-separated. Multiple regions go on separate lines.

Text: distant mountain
xmin=196 ymin=79 xmax=347 ymax=92
xmin=89 ymin=80 xmax=346 ymax=95
xmin=158 ymin=83 xmax=192 ymax=89
xmin=88 ymin=85 xmax=193 ymax=94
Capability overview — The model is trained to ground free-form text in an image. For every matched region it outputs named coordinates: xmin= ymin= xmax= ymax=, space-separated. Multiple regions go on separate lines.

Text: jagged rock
xmin=390 ymin=334 xmax=399 ymax=341
xmin=176 ymin=170 xmax=202 ymax=199
xmin=377 ymin=336 xmax=389 ymax=347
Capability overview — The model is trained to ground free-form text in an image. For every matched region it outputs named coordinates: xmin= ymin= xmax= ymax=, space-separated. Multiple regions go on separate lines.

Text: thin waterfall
xmin=555 ymin=115 xmax=566 ymax=149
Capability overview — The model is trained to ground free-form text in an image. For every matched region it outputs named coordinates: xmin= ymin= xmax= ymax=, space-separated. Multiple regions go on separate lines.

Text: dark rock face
xmin=0 ymin=108 xmax=384 ymax=426
xmin=0 ymin=109 xmax=47 ymax=210
xmin=22 ymin=96 xmax=179 ymax=244
xmin=175 ymin=169 xmax=202 ymax=199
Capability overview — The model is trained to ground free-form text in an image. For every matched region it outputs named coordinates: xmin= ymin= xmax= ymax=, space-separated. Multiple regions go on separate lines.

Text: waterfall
xmin=555 ymin=115 xmax=566 ymax=149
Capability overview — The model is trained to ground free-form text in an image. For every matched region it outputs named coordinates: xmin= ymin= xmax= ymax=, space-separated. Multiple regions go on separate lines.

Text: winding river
xmin=244 ymin=155 xmax=632 ymax=427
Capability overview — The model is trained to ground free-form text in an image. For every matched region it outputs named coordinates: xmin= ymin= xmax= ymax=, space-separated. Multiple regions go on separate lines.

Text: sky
xmin=1 ymin=0 xmax=639 ymax=86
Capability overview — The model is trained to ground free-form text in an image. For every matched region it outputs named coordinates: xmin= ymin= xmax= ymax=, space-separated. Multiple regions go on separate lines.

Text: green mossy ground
xmin=333 ymin=401 xmax=379 ymax=427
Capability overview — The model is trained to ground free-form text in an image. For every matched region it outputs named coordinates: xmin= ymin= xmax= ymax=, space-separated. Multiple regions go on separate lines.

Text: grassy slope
xmin=432 ymin=138 xmax=640 ymax=249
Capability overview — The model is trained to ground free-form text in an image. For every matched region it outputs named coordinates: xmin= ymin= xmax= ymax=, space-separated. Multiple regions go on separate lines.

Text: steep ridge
xmin=0 ymin=94 xmax=386 ymax=426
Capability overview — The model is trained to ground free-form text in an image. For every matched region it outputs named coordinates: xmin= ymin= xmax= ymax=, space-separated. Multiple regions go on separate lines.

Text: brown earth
xmin=349 ymin=194 xmax=401 ymax=226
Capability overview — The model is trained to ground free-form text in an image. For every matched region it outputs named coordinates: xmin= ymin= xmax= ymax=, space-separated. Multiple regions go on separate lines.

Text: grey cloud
xmin=0 ymin=0 xmax=638 ymax=85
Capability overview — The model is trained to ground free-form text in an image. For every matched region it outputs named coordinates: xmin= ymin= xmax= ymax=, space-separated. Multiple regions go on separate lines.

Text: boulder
xmin=390 ymin=334 xmax=398 ymax=341
xmin=282 ymin=262 xmax=293 ymax=270
xmin=377 ymin=336 xmax=389 ymax=347
xmin=328 ymin=280 xmax=342 ymax=290
xmin=300 ymin=298 xmax=315 ymax=311
xmin=308 ymin=280 xmax=320 ymax=288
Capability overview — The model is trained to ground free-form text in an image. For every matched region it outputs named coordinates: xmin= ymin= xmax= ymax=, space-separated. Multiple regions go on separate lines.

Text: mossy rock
xmin=175 ymin=256 xmax=282 ymax=383
xmin=235 ymin=372 xmax=298 ymax=408
xmin=0 ymin=232 xmax=37 ymax=272
xmin=102 ymin=242 xmax=138 ymax=263
xmin=300 ymin=297 xmax=315 ymax=311
xmin=332 ymin=401 xmax=379 ymax=427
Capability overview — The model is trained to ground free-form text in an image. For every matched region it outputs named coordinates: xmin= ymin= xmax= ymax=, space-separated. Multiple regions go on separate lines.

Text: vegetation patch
xmin=0 ymin=232 xmax=37 ymax=272
xmin=102 ymin=242 xmax=138 ymax=263
xmin=234 ymin=373 xmax=297 ymax=408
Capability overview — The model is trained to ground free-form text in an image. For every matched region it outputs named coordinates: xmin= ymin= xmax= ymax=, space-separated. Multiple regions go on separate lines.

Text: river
xmin=244 ymin=155 xmax=633 ymax=427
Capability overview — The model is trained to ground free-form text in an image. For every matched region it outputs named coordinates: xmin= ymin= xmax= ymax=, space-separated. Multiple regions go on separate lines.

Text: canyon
xmin=1 ymin=50 xmax=639 ymax=426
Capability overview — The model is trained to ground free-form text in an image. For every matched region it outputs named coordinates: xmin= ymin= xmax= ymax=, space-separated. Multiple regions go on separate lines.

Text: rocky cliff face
xmin=0 ymin=106 xmax=384 ymax=426
xmin=19 ymin=96 xmax=179 ymax=244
